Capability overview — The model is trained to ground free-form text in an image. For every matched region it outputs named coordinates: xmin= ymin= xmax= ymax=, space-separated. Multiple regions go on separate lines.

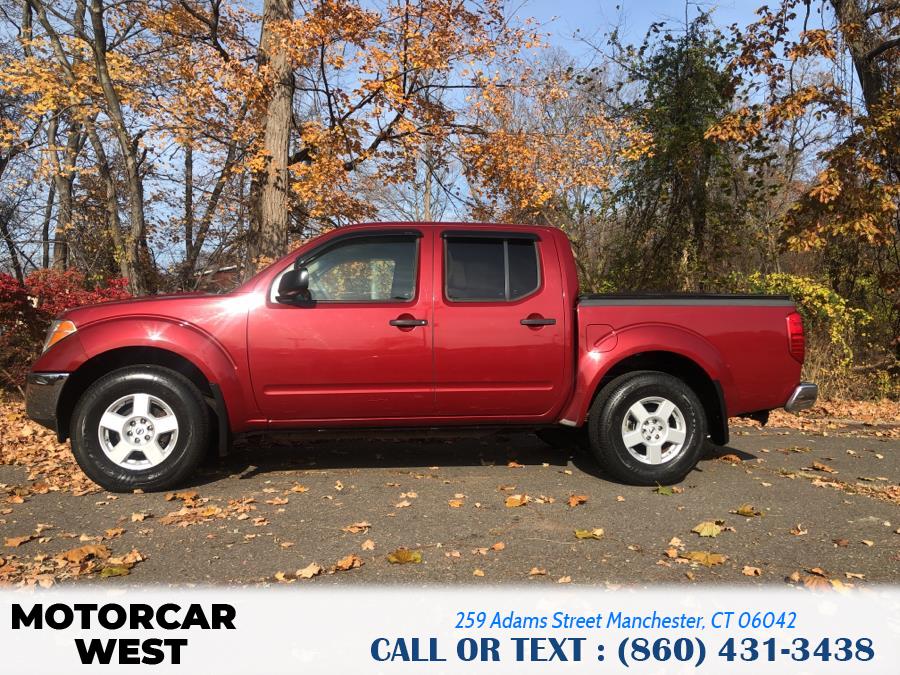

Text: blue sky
xmin=520 ymin=0 xmax=763 ymax=56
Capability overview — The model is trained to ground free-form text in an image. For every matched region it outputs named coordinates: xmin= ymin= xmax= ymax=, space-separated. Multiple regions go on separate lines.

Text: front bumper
xmin=784 ymin=382 xmax=818 ymax=413
xmin=25 ymin=372 xmax=69 ymax=432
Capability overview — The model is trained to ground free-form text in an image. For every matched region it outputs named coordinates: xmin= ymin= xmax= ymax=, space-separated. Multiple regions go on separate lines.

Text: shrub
xmin=0 ymin=270 xmax=130 ymax=391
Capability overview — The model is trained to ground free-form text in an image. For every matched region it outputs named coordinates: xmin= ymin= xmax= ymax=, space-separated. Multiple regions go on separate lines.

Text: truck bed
xmin=574 ymin=293 xmax=801 ymax=419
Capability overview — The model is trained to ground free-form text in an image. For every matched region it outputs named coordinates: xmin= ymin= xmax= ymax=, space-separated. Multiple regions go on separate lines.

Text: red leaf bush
xmin=0 ymin=270 xmax=130 ymax=390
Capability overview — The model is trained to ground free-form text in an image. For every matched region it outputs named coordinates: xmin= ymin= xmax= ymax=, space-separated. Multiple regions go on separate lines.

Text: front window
xmin=300 ymin=235 xmax=419 ymax=302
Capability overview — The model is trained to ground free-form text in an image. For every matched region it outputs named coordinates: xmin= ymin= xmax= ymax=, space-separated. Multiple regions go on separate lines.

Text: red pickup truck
xmin=26 ymin=222 xmax=817 ymax=492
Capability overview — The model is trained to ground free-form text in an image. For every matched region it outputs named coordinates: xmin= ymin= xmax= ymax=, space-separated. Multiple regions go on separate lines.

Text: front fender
xmin=32 ymin=315 xmax=257 ymax=433
xmin=560 ymin=323 xmax=731 ymax=425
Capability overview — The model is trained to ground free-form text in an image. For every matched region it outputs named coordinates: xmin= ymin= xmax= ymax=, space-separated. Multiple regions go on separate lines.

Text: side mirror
xmin=276 ymin=265 xmax=311 ymax=304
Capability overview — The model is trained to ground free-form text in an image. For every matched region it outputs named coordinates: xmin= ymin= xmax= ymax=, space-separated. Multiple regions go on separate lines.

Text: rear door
xmin=433 ymin=229 xmax=567 ymax=418
xmin=248 ymin=229 xmax=434 ymax=423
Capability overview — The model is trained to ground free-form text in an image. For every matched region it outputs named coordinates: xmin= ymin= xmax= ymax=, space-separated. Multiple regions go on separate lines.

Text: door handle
xmin=390 ymin=318 xmax=428 ymax=327
xmin=520 ymin=317 xmax=556 ymax=326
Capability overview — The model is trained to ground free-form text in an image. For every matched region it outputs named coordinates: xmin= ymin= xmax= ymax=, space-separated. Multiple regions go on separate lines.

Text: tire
xmin=71 ymin=366 xmax=210 ymax=492
xmin=587 ymin=371 xmax=706 ymax=485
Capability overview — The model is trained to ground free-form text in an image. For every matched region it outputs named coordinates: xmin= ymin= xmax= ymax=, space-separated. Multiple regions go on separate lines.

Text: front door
xmin=433 ymin=229 xmax=568 ymax=419
xmin=248 ymin=229 xmax=434 ymax=423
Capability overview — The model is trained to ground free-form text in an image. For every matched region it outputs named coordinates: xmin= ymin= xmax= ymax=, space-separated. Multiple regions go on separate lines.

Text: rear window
xmin=445 ymin=236 xmax=540 ymax=301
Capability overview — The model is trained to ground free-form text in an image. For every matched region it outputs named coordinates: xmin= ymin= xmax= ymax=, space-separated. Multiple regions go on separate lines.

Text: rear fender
xmin=560 ymin=323 xmax=732 ymax=429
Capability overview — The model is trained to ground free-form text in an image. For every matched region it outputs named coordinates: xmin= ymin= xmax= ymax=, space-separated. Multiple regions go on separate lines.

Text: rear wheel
xmin=587 ymin=371 xmax=706 ymax=485
xmin=71 ymin=366 xmax=210 ymax=492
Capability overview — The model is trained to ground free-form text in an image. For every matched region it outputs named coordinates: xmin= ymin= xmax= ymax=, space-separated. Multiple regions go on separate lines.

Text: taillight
xmin=786 ymin=312 xmax=805 ymax=363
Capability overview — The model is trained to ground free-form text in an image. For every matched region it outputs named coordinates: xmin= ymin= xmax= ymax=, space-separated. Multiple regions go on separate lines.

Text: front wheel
xmin=71 ymin=366 xmax=210 ymax=492
xmin=587 ymin=371 xmax=706 ymax=485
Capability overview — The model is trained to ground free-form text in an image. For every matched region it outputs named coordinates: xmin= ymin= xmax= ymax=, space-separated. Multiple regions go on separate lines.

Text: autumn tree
xmin=708 ymin=0 xmax=899 ymax=351
xmin=247 ymin=0 xmax=293 ymax=270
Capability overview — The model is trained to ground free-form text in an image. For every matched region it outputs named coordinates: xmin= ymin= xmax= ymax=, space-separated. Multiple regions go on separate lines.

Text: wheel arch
xmin=56 ymin=346 xmax=225 ymax=444
xmin=589 ymin=351 xmax=728 ymax=445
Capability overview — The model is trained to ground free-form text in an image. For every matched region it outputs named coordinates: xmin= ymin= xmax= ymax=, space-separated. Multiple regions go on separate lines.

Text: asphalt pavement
xmin=1 ymin=423 xmax=897 ymax=587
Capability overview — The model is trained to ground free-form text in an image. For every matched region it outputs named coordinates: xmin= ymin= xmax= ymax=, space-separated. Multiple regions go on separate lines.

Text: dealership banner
xmin=2 ymin=587 xmax=898 ymax=672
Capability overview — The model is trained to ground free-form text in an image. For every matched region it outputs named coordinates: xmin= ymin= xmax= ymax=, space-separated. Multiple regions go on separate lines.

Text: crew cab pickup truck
xmin=26 ymin=222 xmax=817 ymax=492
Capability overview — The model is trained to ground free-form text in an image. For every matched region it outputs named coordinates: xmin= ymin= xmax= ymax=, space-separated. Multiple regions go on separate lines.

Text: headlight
xmin=42 ymin=319 xmax=77 ymax=353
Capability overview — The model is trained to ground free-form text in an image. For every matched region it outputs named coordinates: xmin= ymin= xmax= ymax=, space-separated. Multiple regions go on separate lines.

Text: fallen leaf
xmin=557 ymin=575 xmax=572 ymax=584
xmin=507 ymin=460 xmax=523 ymax=468
xmin=334 ymin=481 xmax=344 ymax=491
xmin=297 ymin=563 xmax=323 ymax=579
xmin=473 ymin=568 xmax=485 ymax=577
xmin=448 ymin=499 xmax=464 ymax=508
xmin=505 ymin=494 xmax=528 ymax=508
xmin=333 ymin=554 xmax=363 ymax=571
xmin=394 ymin=500 xmax=412 ymax=508
xmin=574 ymin=528 xmax=605 ymax=540
xmin=491 ymin=542 xmax=505 ymax=551
xmin=290 ymin=484 xmax=309 ymax=493
xmin=802 ymin=574 xmax=832 ymax=590
xmin=165 ymin=490 xmax=198 ymax=502
xmin=719 ymin=454 xmax=742 ymax=463
xmin=341 ymin=521 xmax=371 ymax=534
xmin=845 ymin=572 xmax=865 ymax=580
xmin=742 ymin=566 xmax=762 ymax=577
xmin=528 ymin=567 xmax=547 ymax=576
xmin=4 ymin=535 xmax=34 ymax=548
xmin=861 ymin=540 xmax=874 ymax=547
xmin=790 ymin=524 xmax=808 ymax=536
xmin=274 ymin=571 xmax=291 ymax=583
xmin=833 ymin=538 xmax=849 ymax=547
xmin=100 ymin=566 xmax=130 ymax=578
xmin=131 ymin=512 xmax=148 ymax=522
xmin=681 ymin=551 xmax=728 ymax=567
xmin=104 ymin=528 xmax=125 ymax=539
xmin=387 ymin=548 xmax=422 ymax=564
xmin=361 ymin=539 xmax=375 ymax=551
xmin=692 ymin=521 xmax=726 ymax=538
xmin=567 ymin=494 xmax=588 ymax=508
xmin=653 ymin=485 xmax=683 ymax=495
xmin=59 ymin=544 xmax=110 ymax=564
xmin=732 ymin=504 xmax=762 ymax=517
xmin=811 ymin=461 xmax=837 ymax=473
xmin=265 ymin=497 xmax=289 ymax=505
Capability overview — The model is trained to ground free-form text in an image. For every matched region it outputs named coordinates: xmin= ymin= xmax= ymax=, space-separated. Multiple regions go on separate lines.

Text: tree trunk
xmin=184 ymin=142 xmax=194 ymax=263
xmin=830 ymin=0 xmax=896 ymax=112
xmin=84 ymin=123 xmax=137 ymax=284
xmin=247 ymin=0 xmax=294 ymax=276
xmin=88 ymin=0 xmax=150 ymax=294
xmin=0 ymin=202 xmax=24 ymax=284
xmin=40 ymin=179 xmax=55 ymax=269
xmin=48 ymin=118 xmax=81 ymax=270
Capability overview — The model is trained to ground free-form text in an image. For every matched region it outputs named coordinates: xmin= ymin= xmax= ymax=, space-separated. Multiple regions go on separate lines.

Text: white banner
xmin=2 ymin=587 xmax=898 ymax=673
